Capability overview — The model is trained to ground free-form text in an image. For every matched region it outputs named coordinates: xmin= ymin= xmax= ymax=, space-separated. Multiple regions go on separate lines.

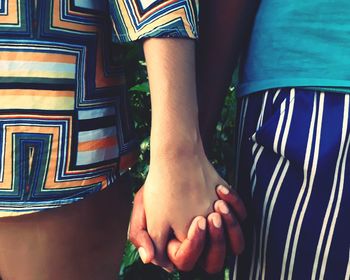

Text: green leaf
xmin=130 ymin=82 xmax=150 ymax=93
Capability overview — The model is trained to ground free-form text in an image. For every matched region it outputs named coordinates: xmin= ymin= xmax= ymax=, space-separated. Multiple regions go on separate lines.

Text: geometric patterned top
xmin=0 ymin=0 xmax=198 ymax=216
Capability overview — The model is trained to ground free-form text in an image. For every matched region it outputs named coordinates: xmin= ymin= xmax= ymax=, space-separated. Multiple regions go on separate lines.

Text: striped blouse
xmin=0 ymin=0 xmax=198 ymax=216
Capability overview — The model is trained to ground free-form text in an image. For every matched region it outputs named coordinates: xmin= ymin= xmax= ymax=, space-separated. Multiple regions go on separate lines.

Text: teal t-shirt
xmin=239 ymin=0 xmax=350 ymax=96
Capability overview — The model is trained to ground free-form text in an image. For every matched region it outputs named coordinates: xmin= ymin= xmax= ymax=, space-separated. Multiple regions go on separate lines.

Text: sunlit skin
xmin=129 ymin=38 xmax=247 ymax=273
xmin=143 ymin=38 xmax=228 ymax=267
xmin=129 ymin=186 xmax=247 ymax=273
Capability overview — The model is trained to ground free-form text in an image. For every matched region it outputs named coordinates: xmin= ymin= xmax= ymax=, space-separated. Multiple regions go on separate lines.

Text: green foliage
xmin=119 ymin=44 xmax=236 ymax=280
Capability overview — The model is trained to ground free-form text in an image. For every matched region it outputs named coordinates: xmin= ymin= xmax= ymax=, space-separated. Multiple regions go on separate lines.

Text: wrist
xmin=150 ymin=128 xmax=206 ymax=161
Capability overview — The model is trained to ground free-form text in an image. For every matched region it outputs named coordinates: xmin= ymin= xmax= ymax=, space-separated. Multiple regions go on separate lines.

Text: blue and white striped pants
xmin=232 ymin=88 xmax=350 ymax=280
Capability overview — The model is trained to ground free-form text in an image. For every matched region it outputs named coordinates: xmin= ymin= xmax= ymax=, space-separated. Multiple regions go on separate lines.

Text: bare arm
xmin=145 ymin=38 xmax=202 ymax=159
xmin=129 ymin=36 xmax=248 ymax=274
xmin=128 ymin=0 xmax=255 ymax=270
xmin=142 ymin=38 xmax=231 ymax=267
xmin=197 ymin=0 xmax=259 ymax=148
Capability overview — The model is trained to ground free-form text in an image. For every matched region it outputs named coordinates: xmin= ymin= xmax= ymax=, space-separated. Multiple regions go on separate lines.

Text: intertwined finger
xmin=216 ymin=185 xmax=247 ymax=222
xmin=201 ymin=212 xmax=226 ymax=274
xmin=167 ymin=216 xmax=206 ymax=271
xmin=214 ymin=200 xmax=245 ymax=255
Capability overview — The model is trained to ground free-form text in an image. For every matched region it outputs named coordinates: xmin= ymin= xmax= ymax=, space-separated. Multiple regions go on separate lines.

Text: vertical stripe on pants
xmin=231 ymin=88 xmax=350 ymax=280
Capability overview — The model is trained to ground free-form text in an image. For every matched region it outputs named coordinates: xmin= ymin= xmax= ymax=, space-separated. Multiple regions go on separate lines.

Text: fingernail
xmin=189 ymin=216 xmax=201 ymax=239
xmin=212 ymin=214 xmax=222 ymax=228
xmin=162 ymin=266 xmax=174 ymax=273
xmin=138 ymin=247 xmax=148 ymax=263
xmin=218 ymin=185 xmax=230 ymax=195
xmin=198 ymin=217 xmax=206 ymax=230
xmin=219 ymin=201 xmax=229 ymax=214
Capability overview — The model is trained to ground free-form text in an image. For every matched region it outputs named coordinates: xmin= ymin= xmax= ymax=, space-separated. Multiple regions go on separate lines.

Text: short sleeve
xmin=108 ymin=0 xmax=199 ymax=43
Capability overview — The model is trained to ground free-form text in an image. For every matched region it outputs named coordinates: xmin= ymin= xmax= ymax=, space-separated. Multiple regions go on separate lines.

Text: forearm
xmin=142 ymin=37 xmax=238 ymax=251
xmin=197 ymin=0 xmax=258 ymax=148
xmin=143 ymin=38 xmax=204 ymax=161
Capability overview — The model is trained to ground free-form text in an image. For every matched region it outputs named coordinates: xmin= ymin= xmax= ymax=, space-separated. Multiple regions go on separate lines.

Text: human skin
xmin=142 ymin=38 xmax=232 ymax=269
xmin=129 ymin=185 xmax=247 ymax=273
xmin=197 ymin=0 xmax=259 ymax=147
xmin=0 ymin=177 xmax=132 ymax=280
xmin=128 ymin=38 xmax=247 ymax=273
xmin=129 ymin=0 xmax=259 ymax=273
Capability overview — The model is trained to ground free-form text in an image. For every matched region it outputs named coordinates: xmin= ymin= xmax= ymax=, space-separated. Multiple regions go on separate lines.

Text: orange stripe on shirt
xmin=52 ymin=0 xmax=97 ymax=32
xmin=78 ymin=136 xmax=118 ymax=152
xmin=0 ymin=51 xmax=76 ymax=64
xmin=0 ymin=0 xmax=19 ymax=25
xmin=95 ymin=39 xmax=126 ymax=87
xmin=0 ymin=89 xmax=75 ymax=97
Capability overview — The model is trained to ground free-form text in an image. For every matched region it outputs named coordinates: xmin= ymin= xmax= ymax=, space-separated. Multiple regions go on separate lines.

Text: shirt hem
xmin=112 ymin=28 xmax=197 ymax=44
xmin=0 ymin=149 xmax=139 ymax=218
xmin=238 ymin=79 xmax=350 ymax=97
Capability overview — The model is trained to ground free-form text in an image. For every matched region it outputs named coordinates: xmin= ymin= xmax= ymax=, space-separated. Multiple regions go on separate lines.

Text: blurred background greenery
xmin=117 ymin=43 xmax=237 ymax=280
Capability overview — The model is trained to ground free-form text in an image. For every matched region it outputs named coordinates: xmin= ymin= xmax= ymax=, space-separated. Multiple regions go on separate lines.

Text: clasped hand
xmin=129 ymin=150 xmax=247 ymax=274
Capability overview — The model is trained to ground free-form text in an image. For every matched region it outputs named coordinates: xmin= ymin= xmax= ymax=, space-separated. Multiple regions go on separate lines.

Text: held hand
xmin=167 ymin=212 xmax=226 ymax=273
xmin=142 ymin=149 xmax=227 ymax=268
xmin=129 ymin=183 xmax=247 ymax=273
xmin=169 ymin=185 xmax=247 ymax=274
xmin=128 ymin=186 xmax=206 ymax=272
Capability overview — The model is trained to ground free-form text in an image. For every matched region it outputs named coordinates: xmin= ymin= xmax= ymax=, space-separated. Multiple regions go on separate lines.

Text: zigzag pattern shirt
xmin=0 ymin=0 xmax=198 ymax=216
